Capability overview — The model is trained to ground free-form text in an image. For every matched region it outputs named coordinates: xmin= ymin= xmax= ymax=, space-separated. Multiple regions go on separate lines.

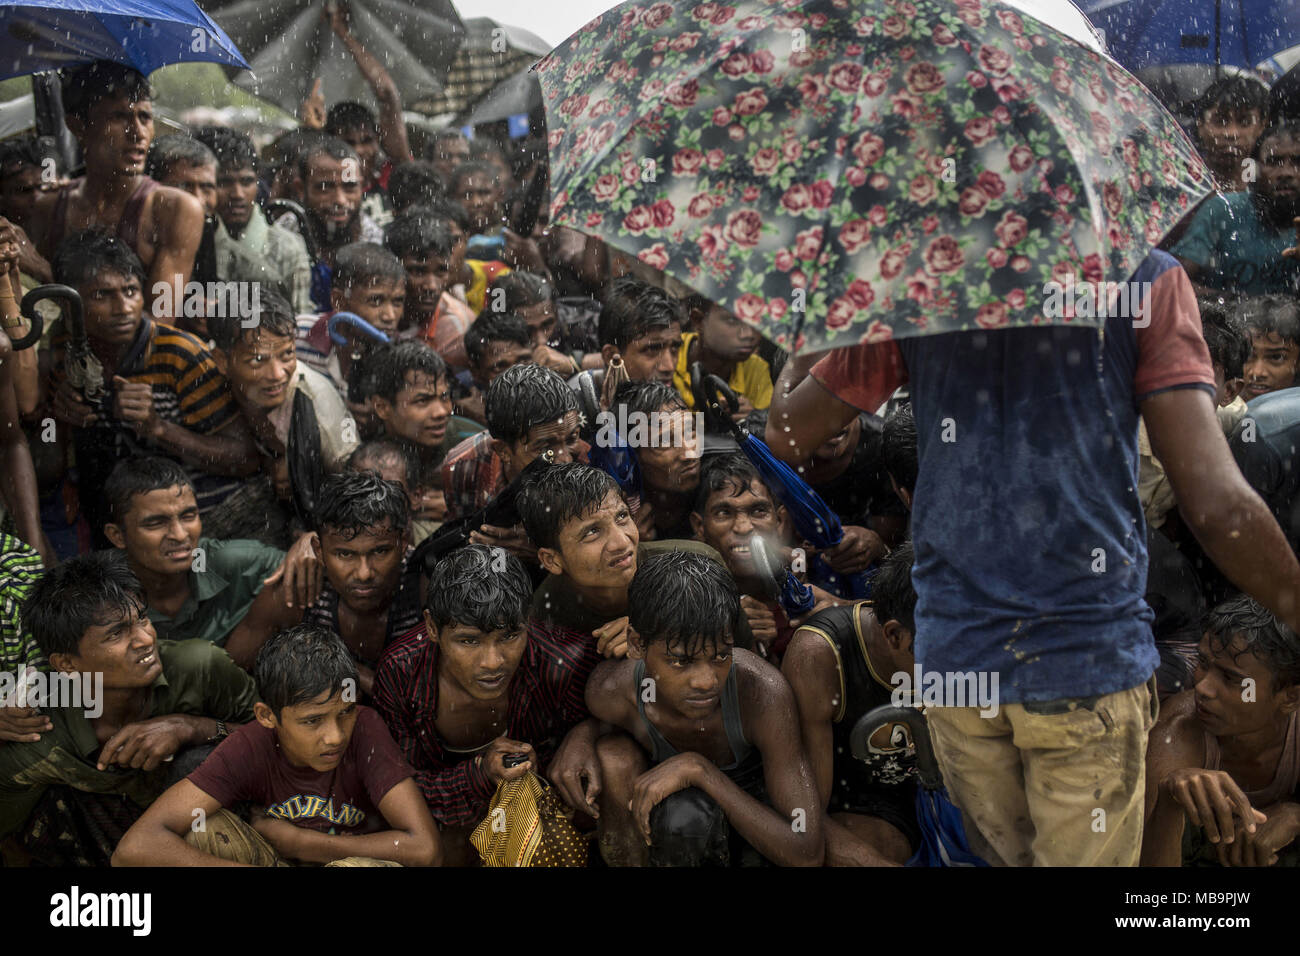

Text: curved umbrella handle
xmin=690 ymin=361 xmax=740 ymax=434
xmin=850 ymin=702 xmax=943 ymax=791
xmin=264 ymin=198 xmax=317 ymax=262
xmin=576 ymin=369 xmax=601 ymax=437
xmin=15 ymin=284 xmax=84 ymax=351
xmin=328 ymin=311 xmax=390 ymax=347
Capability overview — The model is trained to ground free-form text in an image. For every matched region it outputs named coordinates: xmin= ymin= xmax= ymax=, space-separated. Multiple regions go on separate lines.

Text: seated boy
xmin=0 ymin=552 xmax=257 ymax=861
xmin=567 ymin=550 xmax=822 ymax=866
xmin=112 ymin=623 xmax=440 ymax=866
xmin=373 ymin=545 xmax=599 ymax=863
xmin=1237 ymin=294 xmax=1300 ymax=402
xmin=675 ymin=293 xmax=772 ymax=419
xmin=781 ymin=543 xmax=923 ymax=866
xmin=1142 ymin=595 xmax=1300 ymax=867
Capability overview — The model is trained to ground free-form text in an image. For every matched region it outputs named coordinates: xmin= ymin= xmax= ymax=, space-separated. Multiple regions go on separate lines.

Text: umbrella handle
xmin=328 ymin=311 xmax=390 ymax=347
xmin=690 ymin=362 xmax=740 ymax=435
xmin=15 ymin=284 xmax=84 ymax=351
xmin=850 ymin=702 xmax=944 ymax=791
xmin=576 ymin=370 xmax=601 ymax=437
xmin=747 ymin=532 xmax=784 ymax=602
xmin=264 ymin=199 xmax=318 ymax=263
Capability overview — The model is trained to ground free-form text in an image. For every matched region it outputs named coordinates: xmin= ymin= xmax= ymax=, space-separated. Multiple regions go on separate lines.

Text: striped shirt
xmin=372 ymin=617 xmax=599 ymax=826
xmin=0 ymin=534 xmax=46 ymax=673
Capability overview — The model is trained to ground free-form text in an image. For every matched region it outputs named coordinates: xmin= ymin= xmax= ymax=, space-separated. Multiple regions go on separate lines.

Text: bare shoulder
xmin=1149 ymin=690 xmax=1207 ymax=766
xmin=585 ymin=657 xmax=636 ymax=723
xmin=735 ymin=647 xmax=794 ymax=707
xmin=151 ymin=183 xmax=203 ymax=222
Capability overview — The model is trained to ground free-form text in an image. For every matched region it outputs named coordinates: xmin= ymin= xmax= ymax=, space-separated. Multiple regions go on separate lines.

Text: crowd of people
xmin=0 ymin=41 xmax=1299 ymax=868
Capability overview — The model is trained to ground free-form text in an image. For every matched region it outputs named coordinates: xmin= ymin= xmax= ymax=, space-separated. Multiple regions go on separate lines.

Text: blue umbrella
xmin=0 ymin=0 xmax=249 ymax=80
xmin=851 ymin=704 xmax=988 ymax=868
xmin=1081 ymin=0 xmax=1300 ymax=72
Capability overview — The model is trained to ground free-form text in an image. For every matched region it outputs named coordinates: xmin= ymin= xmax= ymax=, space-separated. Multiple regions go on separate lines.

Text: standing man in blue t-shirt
xmin=770 ymin=251 xmax=1300 ymax=866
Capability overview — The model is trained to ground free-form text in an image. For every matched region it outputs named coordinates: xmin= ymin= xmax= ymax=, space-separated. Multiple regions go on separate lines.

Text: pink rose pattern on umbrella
xmin=536 ymin=0 xmax=1211 ymax=350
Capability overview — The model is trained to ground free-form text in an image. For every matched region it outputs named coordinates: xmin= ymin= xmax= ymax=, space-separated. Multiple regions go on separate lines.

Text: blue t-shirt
xmin=1171 ymin=190 xmax=1300 ymax=296
xmin=812 ymin=251 xmax=1215 ymax=704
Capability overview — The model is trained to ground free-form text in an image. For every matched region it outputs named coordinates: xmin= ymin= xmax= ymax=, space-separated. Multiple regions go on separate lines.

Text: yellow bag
xmin=470 ymin=771 xmax=588 ymax=867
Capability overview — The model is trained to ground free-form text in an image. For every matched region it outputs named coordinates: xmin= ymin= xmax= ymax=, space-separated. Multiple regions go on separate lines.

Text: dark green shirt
xmin=144 ymin=537 xmax=285 ymax=646
xmin=0 ymin=639 xmax=258 ymax=838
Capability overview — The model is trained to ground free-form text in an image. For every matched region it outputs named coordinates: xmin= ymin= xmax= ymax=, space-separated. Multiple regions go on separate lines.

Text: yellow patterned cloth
xmin=470 ymin=772 xmax=587 ymax=867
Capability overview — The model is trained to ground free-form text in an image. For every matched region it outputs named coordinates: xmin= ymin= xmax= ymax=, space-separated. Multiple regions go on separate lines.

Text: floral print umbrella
xmin=535 ymin=0 xmax=1213 ymax=352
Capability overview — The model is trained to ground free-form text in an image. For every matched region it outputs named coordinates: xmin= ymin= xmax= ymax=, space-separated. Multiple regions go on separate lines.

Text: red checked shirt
xmin=371 ymin=618 xmax=600 ymax=826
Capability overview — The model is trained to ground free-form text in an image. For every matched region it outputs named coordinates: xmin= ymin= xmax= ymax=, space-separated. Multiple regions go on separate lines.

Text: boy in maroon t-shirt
xmin=112 ymin=624 xmax=441 ymax=866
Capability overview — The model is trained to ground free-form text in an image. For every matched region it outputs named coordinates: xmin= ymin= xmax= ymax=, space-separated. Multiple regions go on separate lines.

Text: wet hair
xmin=22 ymin=551 xmax=145 ymax=659
xmin=484 ymin=363 xmax=578 ymax=444
xmin=1199 ymin=298 xmax=1249 ymax=380
xmin=368 ymin=341 xmax=447 ymax=405
xmin=628 ymin=550 xmax=739 ymax=656
xmin=612 ymin=380 xmax=687 ymax=419
xmin=1251 ymin=120 xmax=1300 ymax=161
xmin=60 ymin=61 xmax=152 ymax=122
xmin=52 ymin=228 xmax=144 ymax=288
xmin=254 ymin=623 xmax=359 ymax=718
xmin=488 ymin=270 xmax=556 ymax=312
xmin=433 ymin=129 xmax=469 ymax=148
xmin=406 ymin=198 xmax=471 ymax=236
xmin=298 ymin=136 xmax=360 ymax=182
xmin=599 ymin=277 xmax=685 ymax=349
xmin=1237 ymin=294 xmax=1300 ymax=348
xmin=348 ymin=438 xmax=420 ymax=488
xmin=0 ymin=134 xmax=56 ymax=174
xmin=387 ymin=161 xmax=446 ymax=213
xmin=208 ymin=286 xmax=297 ymax=353
xmin=327 ymin=101 xmax=377 ymax=136
xmin=384 ymin=212 xmax=455 ymax=261
xmin=264 ymin=129 xmax=327 ymax=180
xmin=193 ymin=125 xmax=260 ymax=174
xmin=881 ymin=405 xmax=918 ymax=495
xmin=146 ymin=134 xmax=216 ymax=182
xmin=105 ymin=456 xmax=195 ymax=525
xmin=451 ymin=159 xmax=498 ymax=190
xmin=465 ymin=311 xmax=530 ymax=369
xmin=424 ymin=544 xmax=533 ymax=633
xmin=1195 ymin=76 xmax=1269 ymax=125
xmin=693 ymin=453 xmax=772 ymax=516
xmin=316 ymin=471 xmax=410 ymax=540
xmin=334 ymin=242 xmax=406 ymax=291
xmin=872 ymin=540 xmax=917 ymax=638
xmin=517 ymin=462 xmax=622 ymax=551
xmin=1205 ymin=594 xmax=1300 ymax=690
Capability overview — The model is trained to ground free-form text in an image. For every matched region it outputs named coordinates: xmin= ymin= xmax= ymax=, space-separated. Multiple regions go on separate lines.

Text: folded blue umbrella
xmin=0 ymin=0 xmax=249 ymax=81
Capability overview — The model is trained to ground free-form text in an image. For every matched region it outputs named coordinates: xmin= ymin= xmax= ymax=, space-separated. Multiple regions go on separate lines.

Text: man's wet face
xmin=430 ymin=615 xmax=527 ymax=701
xmin=61 ymin=599 xmax=162 ymax=691
xmin=215 ymin=165 xmax=259 ymax=231
xmin=338 ymin=277 xmax=406 ymax=337
xmin=454 ymin=171 xmax=503 ymax=234
xmin=1243 ymin=330 xmax=1300 ymax=399
xmin=376 ymin=370 xmax=453 ymax=448
xmin=1254 ymin=134 xmax=1300 ymax=221
xmin=268 ymin=689 xmax=358 ymax=772
xmin=225 ymin=329 xmax=297 ymax=411
xmin=639 ymin=635 xmax=734 ymax=720
xmin=303 ymin=153 xmax=362 ymax=241
xmin=81 ymin=92 xmax=152 ymax=177
xmin=518 ymin=300 xmax=559 ymax=349
xmin=433 ymin=136 xmax=470 ymax=182
xmin=337 ymin=124 xmax=380 ymax=185
xmin=320 ymin=524 xmax=405 ymax=614
xmin=550 ymin=489 xmax=639 ymax=591
xmin=620 ymin=323 xmax=683 ymax=385
xmin=1199 ymin=106 xmax=1266 ymax=169
xmin=1192 ymin=632 xmax=1289 ymax=737
xmin=472 ymin=338 xmax=533 ymax=386
xmin=637 ymin=407 xmax=703 ymax=495
xmin=81 ymin=268 xmax=144 ymax=345
xmin=698 ymin=306 xmax=760 ymax=364
xmin=499 ymin=411 xmax=582 ymax=481
xmin=0 ymin=162 xmax=43 ymax=225
xmin=161 ymin=160 xmax=217 ymax=215
xmin=400 ymin=255 xmax=451 ymax=318
xmin=692 ymin=479 xmax=780 ymax=580
xmin=113 ymin=485 xmax=201 ymax=577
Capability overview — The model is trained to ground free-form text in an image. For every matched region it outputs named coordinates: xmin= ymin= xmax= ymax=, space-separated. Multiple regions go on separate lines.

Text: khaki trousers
xmin=185 ymin=809 xmax=401 ymax=867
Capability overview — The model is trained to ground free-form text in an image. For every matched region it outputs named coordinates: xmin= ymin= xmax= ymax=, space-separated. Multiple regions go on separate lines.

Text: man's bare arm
xmin=142 ymin=413 xmax=260 ymax=477
xmin=112 ymin=779 xmax=250 ymax=867
xmin=765 ymin=360 xmax=860 ymax=468
xmin=265 ymin=777 xmax=440 ymax=866
xmin=147 ymin=189 xmax=204 ymax=320
xmin=331 ymin=6 xmax=412 ymax=165
xmin=1140 ymin=692 xmax=1205 ymax=866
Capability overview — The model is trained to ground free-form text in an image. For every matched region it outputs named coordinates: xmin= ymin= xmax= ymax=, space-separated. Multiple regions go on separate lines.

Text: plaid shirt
xmin=440 ymin=431 xmax=504 ymax=522
xmin=0 ymin=534 xmax=46 ymax=673
xmin=214 ymin=206 xmax=313 ymax=315
xmin=372 ymin=618 xmax=599 ymax=826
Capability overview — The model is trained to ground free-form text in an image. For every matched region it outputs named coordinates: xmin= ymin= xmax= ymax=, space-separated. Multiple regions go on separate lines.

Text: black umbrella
xmin=413 ymin=17 xmax=549 ymax=117
xmin=456 ymin=66 xmax=542 ymax=128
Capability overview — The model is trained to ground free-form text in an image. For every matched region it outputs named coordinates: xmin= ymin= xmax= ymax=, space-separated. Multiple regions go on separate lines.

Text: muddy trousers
xmin=925 ymin=677 xmax=1158 ymax=867
xmin=185 ymin=810 xmax=401 ymax=867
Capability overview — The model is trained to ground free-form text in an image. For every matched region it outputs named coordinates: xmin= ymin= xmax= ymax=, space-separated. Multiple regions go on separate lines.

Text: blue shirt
xmin=1171 ymin=190 xmax=1300 ymax=296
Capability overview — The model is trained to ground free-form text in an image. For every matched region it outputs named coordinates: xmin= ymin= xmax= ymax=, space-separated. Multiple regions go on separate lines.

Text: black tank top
xmin=633 ymin=657 xmax=766 ymax=800
xmin=797 ymin=603 xmax=918 ymax=810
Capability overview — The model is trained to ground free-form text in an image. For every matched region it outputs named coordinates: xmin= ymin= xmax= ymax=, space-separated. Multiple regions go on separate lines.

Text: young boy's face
xmin=54 ymin=598 xmax=161 ymax=691
xmin=401 ymin=255 xmax=451 ymax=319
xmin=219 ymin=329 xmax=297 ymax=411
xmin=698 ymin=305 xmax=760 ymax=365
xmin=106 ymin=484 xmax=201 ymax=578
xmin=318 ymin=523 xmax=407 ymax=614
xmin=215 ymin=164 xmax=259 ymax=232
xmin=540 ymin=489 xmax=639 ymax=591
xmin=690 ymin=478 xmax=783 ymax=581
xmin=518 ymin=301 xmax=558 ymax=350
xmin=1192 ymin=631 xmax=1297 ymax=738
xmin=497 ymin=410 xmax=583 ymax=481
xmin=1198 ymin=105 xmax=1265 ymax=168
xmin=616 ymin=323 xmax=682 ymax=385
xmin=80 ymin=267 xmax=144 ymax=346
xmin=373 ymin=370 xmax=453 ymax=448
xmin=335 ymin=277 xmax=406 ymax=337
xmin=257 ymin=689 xmax=358 ymax=772
xmin=161 ymin=159 xmax=217 ymax=215
xmin=637 ymin=406 xmax=704 ymax=496
xmin=428 ymin=616 xmax=527 ymax=702
xmin=337 ymin=123 xmax=380 ymax=185
xmin=633 ymin=634 xmax=734 ymax=721
xmin=472 ymin=338 xmax=532 ymax=386
xmin=1243 ymin=330 xmax=1300 ymax=399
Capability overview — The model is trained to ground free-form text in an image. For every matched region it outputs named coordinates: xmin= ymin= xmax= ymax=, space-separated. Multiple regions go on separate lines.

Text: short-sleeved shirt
xmin=0 ymin=534 xmax=45 ymax=673
xmin=144 ymin=537 xmax=285 ymax=645
xmin=0 ymin=639 xmax=258 ymax=838
xmin=673 ymin=332 xmax=773 ymax=411
xmin=1171 ymin=190 xmax=1300 ymax=296
xmin=214 ymin=205 xmax=313 ymax=315
xmin=188 ymin=706 xmax=412 ymax=833
xmin=810 ymin=251 xmax=1215 ymax=704
xmin=1230 ymin=387 xmax=1300 ymax=551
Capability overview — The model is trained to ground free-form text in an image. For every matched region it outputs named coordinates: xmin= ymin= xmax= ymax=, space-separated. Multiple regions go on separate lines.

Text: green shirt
xmin=0 ymin=534 xmax=46 ymax=673
xmin=0 ymin=639 xmax=258 ymax=839
xmin=144 ymin=537 xmax=285 ymax=646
